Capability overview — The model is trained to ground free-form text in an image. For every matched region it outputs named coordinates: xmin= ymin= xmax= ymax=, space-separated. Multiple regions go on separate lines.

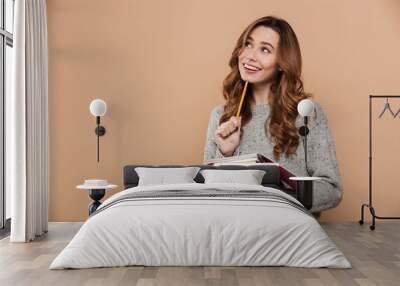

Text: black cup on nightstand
xmin=289 ymin=177 xmax=321 ymax=210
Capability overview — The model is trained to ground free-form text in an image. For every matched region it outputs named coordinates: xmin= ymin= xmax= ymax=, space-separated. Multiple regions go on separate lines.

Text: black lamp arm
xmin=95 ymin=116 xmax=106 ymax=136
xmin=298 ymin=116 xmax=309 ymax=174
xmin=94 ymin=116 xmax=106 ymax=162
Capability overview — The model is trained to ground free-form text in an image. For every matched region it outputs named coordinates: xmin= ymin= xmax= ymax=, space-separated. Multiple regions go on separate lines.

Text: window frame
xmin=0 ymin=0 xmax=14 ymax=232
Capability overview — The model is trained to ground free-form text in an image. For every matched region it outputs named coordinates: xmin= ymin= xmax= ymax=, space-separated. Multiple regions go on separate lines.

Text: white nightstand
xmin=77 ymin=180 xmax=117 ymax=215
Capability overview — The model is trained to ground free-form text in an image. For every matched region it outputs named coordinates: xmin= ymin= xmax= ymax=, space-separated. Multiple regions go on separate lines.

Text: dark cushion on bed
xmin=123 ymin=164 xmax=282 ymax=190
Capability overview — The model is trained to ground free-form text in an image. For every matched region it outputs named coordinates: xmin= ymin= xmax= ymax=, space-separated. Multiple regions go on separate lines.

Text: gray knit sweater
xmin=203 ymin=101 xmax=343 ymax=212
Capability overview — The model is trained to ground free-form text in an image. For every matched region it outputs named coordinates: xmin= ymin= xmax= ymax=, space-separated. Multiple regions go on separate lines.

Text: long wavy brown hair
xmin=220 ymin=16 xmax=311 ymax=161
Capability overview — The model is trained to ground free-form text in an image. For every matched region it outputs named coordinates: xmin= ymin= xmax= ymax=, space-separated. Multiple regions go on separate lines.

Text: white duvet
xmin=50 ymin=183 xmax=351 ymax=269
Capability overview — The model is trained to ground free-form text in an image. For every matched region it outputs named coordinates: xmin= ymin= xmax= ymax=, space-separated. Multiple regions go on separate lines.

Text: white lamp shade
xmin=297 ymin=99 xmax=314 ymax=117
xmin=89 ymin=99 xmax=107 ymax=117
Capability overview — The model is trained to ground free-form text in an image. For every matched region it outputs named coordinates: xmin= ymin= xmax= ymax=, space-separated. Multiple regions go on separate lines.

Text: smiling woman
xmin=240 ymin=27 xmax=280 ymax=88
xmin=203 ymin=16 xmax=343 ymax=213
xmin=209 ymin=16 xmax=309 ymax=160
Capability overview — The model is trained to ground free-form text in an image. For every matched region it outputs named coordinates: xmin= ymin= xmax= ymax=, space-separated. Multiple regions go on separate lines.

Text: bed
xmin=50 ymin=164 xmax=350 ymax=269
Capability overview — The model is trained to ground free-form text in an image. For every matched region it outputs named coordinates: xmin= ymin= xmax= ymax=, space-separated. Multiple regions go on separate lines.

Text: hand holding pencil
xmin=214 ymin=81 xmax=248 ymax=156
xmin=214 ymin=116 xmax=241 ymax=156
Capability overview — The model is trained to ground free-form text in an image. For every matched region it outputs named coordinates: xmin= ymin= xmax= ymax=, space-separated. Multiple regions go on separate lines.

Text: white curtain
xmin=9 ymin=0 xmax=48 ymax=242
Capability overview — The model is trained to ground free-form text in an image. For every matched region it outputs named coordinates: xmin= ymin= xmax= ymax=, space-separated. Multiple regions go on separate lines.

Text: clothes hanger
xmin=394 ymin=107 xmax=400 ymax=118
xmin=378 ymin=97 xmax=395 ymax=118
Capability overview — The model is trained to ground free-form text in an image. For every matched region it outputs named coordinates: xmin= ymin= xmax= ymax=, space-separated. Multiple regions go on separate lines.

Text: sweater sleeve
xmin=306 ymin=102 xmax=343 ymax=212
xmin=203 ymin=106 xmax=240 ymax=163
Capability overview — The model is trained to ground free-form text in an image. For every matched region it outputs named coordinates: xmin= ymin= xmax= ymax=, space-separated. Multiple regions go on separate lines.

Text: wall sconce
xmin=89 ymin=99 xmax=107 ymax=162
xmin=297 ymin=99 xmax=315 ymax=171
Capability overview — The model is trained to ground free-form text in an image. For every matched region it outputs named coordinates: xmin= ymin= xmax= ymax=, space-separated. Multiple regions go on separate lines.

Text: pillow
xmin=135 ymin=167 xmax=201 ymax=186
xmin=200 ymin=169 xmax=266 ymax=185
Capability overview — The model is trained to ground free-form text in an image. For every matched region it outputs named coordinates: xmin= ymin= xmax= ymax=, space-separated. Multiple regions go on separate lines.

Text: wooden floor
xmin=0 ymin=222 xmax=399 ymax=286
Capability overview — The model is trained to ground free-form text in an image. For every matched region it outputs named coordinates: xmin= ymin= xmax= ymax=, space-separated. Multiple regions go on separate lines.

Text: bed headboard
xmin=123 ymin=164 xmax=282 ymax=190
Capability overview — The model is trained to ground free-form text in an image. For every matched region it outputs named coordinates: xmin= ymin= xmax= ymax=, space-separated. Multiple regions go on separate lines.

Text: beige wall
xmin=47 ymin=0 xmax=400 ymax=222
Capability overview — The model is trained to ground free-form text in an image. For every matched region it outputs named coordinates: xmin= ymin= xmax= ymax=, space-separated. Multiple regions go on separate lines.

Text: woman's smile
xmin=238 ymin=26 xmax=280 ymax=83
xmin=243 ymin=63 xmax=262 ymax=73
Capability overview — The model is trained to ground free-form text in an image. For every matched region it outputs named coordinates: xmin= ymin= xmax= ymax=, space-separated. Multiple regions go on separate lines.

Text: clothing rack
xmin=359 ymin=95 xmax=400 ymax=230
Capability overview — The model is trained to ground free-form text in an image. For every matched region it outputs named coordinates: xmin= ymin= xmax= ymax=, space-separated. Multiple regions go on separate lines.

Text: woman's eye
xmin=245 ymin=42 xmax=252 ymax=48
xmin=262 ymin=47 xmax=271 ymax=53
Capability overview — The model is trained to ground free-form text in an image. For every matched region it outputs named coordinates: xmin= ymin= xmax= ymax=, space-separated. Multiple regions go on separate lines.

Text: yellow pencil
xmin=236 ymin=81 xmax=248 ymax=117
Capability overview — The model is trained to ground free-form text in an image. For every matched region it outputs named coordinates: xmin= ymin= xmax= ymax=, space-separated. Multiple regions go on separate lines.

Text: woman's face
xmin=238 ymin=26 xmax=280 ymax=84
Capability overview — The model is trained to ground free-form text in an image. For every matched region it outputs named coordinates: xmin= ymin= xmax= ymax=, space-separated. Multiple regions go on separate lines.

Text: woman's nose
xmin=244 ymin=47 xmax=257 ymax=61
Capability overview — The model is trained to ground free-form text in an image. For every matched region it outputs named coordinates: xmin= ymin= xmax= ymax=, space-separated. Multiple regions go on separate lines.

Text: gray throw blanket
xmin=92 ymin=189 xmax=312 ymax=218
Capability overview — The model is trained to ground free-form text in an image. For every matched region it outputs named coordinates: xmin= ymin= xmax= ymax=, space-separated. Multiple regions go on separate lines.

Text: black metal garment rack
xmin=359 ymin=95 xmax=400 ymax=230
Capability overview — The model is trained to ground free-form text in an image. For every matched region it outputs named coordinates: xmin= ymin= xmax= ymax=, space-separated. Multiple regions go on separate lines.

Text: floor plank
xmin=0 ymin=222 xmax=399 ymax=286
